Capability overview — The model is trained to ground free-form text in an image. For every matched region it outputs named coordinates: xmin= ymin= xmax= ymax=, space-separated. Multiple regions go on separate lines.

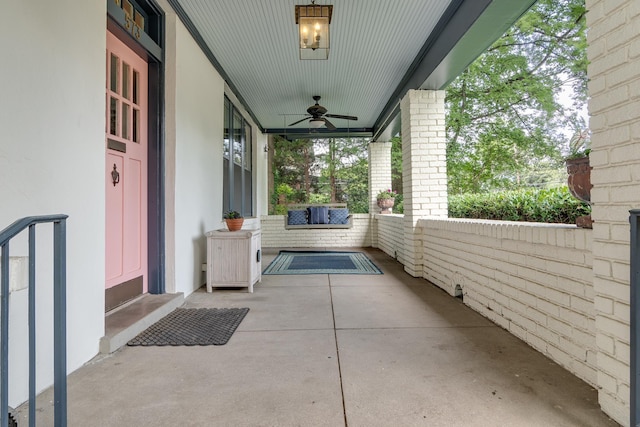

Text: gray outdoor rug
xmin=127 ymin=307 xmax=249 ymax=346
xmin=263 ymin=251 xmax=383 ymax=275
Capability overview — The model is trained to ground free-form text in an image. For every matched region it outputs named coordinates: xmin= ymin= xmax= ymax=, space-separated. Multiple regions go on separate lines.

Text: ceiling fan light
xmin=309 ymin=118 xmax=325 ymax=128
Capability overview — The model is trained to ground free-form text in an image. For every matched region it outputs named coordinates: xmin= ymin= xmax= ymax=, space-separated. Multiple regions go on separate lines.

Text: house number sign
xmin=114 ymin=0 xmax=145 ymax=40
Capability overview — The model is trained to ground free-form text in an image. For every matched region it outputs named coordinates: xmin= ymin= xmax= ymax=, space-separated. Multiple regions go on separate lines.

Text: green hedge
xmin=448 ymin=187 xmax=590 ymax=224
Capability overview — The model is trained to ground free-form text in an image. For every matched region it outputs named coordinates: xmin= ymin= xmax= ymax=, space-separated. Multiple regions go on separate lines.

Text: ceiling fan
xmin=288 ymin=95 xmax=357 ymax=130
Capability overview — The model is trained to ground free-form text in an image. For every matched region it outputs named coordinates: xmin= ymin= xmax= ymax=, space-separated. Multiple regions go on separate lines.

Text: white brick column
xmin=587 ymin=1 xmax=640 ymax=425
xmin=368 ymin=141 xmax=392 ymax=214
xmin=400 ymin=89 xmax=447 ymax=277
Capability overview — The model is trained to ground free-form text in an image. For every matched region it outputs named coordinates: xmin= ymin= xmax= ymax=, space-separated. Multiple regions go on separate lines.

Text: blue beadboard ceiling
xmin=170 ymin=0 xmax=537 ymax=140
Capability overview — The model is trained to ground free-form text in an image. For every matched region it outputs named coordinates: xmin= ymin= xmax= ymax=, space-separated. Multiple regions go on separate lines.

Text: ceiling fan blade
xmin=288 ymin=116 xmax=311 ymax=126
xmin=323 ymin=118 xmax=337 ymax=131
xmin=325 ymin=113 xmax=358 ymax=121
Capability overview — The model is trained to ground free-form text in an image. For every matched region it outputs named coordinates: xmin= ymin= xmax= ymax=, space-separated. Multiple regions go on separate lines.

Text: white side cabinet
xmin=206 ymin=229 xmax=262 ymax=293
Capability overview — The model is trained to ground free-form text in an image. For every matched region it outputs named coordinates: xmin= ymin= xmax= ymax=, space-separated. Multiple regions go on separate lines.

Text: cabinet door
xmin=212 ymin=237 xmax=249 ymax=283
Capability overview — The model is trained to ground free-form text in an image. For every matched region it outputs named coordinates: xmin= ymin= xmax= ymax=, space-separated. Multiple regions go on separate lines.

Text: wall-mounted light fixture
xmin=295 ymin=1 xmax=333 ymax=60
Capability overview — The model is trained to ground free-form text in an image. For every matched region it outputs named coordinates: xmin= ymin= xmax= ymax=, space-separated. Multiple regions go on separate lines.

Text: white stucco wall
xmin=160 ymin=6 xmax=269 ymax=295
xmin=0 ymin=0 xmax=106 ymax=406
xmin=255 ymin=131 xmax=269 ymax=218
xmin=172 ymin=20 xmax=226 ymax=294
xmin=1 ymin=0 xmax=271 ymax=407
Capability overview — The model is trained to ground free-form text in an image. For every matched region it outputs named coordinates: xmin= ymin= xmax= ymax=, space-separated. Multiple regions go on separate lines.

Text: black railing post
xmin=28 ymin=224 xmax=36 ymax=427
xmin=1 ymin=242 xmax=9 ymax=427
xmin=53 ymin=218 xmax=67 ymax=427
xmin=630 ymin=209 xmax=640 ymax=427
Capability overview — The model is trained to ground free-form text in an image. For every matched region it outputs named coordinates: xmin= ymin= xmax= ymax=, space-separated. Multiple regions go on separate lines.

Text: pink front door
xmin=105 ymin=31 xmax=148 ymax=311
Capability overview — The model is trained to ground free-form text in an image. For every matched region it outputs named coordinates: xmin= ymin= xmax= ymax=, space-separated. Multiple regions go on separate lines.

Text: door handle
xmin=111 ymin=164 xmax=120 ymax=186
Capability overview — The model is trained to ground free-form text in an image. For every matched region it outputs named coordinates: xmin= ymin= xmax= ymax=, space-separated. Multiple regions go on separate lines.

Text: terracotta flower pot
xmin=225 ymin=218 xmax=244 ymax=231
xmin=566 ymin=156 xmax=593 ymax=228
xmin=566 ymin=156 xmax=591 ymax=203
xmin=377 ymin=198 xmax=395 ymax=214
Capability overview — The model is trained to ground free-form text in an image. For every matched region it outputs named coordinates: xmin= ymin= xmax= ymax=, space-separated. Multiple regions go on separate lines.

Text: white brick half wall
xmin=420 ymin=218 xmax=597 ymax=387
xmin=373 ymin=214 xmax=404 ymax=261
xmin=260 ymin=214 xmax=372 ymax=248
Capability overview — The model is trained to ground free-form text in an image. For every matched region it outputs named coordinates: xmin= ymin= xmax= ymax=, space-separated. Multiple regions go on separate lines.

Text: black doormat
xmin=127 ymin=307 xmax=249 ymax=346
xmin=263 ymin=251 xmax=383 ymax=275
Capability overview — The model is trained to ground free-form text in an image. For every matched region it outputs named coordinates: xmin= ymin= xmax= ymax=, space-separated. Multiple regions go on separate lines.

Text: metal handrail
xmin=0 ymin=215 xmax=68 ymax=427
xmin=631 ymin=210 xmax=640 ymax=427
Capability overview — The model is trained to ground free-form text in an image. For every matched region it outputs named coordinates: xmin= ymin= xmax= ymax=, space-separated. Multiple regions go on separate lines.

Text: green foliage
xmin=272 ymin=137 xmax=318 ymax=204
xmin=392 ymin=193 xmax=404 ymax=214
xmin=317 ymin=138 xmax=370 ymax=210
xmin=273 ymin=204 xmax=288 ymax=215
xmin=376 ymin=189 xmax=397 ymax=199
xmin=448 ymin=187 xmax=590 ymax=224
xmin=446 ymin=0 xmax=587 ymax=194
xmin=336 ymin=156 xmax=369 ymax=213
xmin=269 ymin=183 xmax=294 ymax=215
xmin=223 ymin=210 xmax=242 ymax=219
xmin=276 ymin=183 xmax=294 ymax=198
xmin=309 ymin=193 xmax=330 ymax=204
xmin=391 ymin=136 xmax=403 ymax=192
xmin=271 ymin=137 xmax=370 ymax=214
xmin=567 ymin=129 xmax=591 ymax=159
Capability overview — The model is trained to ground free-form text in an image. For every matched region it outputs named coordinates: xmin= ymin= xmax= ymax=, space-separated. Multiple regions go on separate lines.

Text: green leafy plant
xmin=566 ymin=129 xmax=591 ymax=159
xmin=392 ymin=193 xmax=404 ymax=214
xmin=275 ymin=183 xmax=294 ymax=199
xmin=448 ymin=187 xmax=590 ymax=224
xmin=223 ymin=210 xmax=243 ymax=219
xmin=273 ymin=205 xmax=288 ymax=215
xmin=376 ymin=189 xmax=397 ymax=200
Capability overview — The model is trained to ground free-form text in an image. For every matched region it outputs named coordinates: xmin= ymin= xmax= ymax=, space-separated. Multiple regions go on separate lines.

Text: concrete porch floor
xmin=16 ymin=248 xmax=618 ymax=426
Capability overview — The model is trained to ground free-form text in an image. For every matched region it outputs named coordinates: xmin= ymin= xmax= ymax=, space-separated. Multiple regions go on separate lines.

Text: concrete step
xmin=99 ymin=293 xmax=184 ymax=354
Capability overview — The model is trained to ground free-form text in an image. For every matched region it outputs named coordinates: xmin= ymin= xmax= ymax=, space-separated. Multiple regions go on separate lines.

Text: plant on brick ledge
xmin=448 ymin=187 xmax=590 ymax=224
xmin=565 ymin=129 xmax=591 ymax=160
xmin=564 ymin=129 xmax=592 ymax=228
xmin=376 ymin=189 xmax=397 ymax=200
xmin=376 ymin=189 xmax=397 ymax=214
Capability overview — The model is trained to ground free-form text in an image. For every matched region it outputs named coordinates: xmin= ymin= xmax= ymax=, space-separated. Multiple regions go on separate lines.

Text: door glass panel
xmin=122 ymin=62 xmax=130 ymax=100
xmin=133 ymin=70 xmax=139 ymax=104
xmin=110 ymin=97 xmax=118 ymax=135
xmin=110 ymin=53 xmax=119 ymax=93
xmin=133 ymin=108 xmax=139 ymax=143
xmin=122 ymin=103 xmax=130 ymax=139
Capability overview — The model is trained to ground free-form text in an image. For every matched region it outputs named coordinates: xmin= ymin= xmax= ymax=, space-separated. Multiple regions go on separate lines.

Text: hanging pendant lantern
xmin=295 ymin=2 xmax=333 ymax=60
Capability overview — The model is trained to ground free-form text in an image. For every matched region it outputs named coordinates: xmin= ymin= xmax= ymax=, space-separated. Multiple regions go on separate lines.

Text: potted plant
xmin=223 ymin=210 xmax=244 ymax=231
xmin=565 ymin=130 xmax=592 ymax=228
xmin=376 ymin=189 xmax=397 ymax=214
